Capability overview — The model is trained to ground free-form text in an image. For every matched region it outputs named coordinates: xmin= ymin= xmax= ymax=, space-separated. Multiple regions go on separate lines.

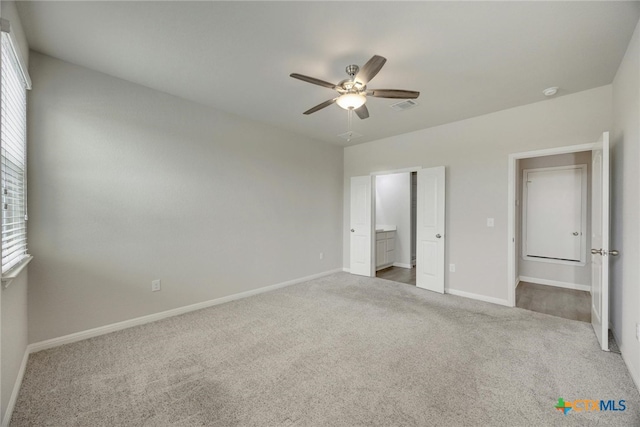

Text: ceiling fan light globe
xmin=336 ymin=93 xmax=366 ymax=110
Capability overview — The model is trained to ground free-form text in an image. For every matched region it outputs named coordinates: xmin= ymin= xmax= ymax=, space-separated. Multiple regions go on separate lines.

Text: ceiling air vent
xmin=390 ymin=99 xmax=419 ymax=112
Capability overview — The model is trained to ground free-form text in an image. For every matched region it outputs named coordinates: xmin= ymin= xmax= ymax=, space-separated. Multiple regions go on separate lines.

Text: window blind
xmin=1 ymin=31 xmax=28 ymax=273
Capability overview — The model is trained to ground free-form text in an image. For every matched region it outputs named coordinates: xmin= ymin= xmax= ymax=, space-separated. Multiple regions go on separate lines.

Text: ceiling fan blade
xmin=303 ymin=98 xmax=337 ymax=115
xmin=290 ymin=73 xmax=336 ymax=89
xmin=354 ymin=104 xmax=369 ymax=119
xmin=368 ymin=89 xmax=420 ymax=99
xmin=355 ymin=55 xmax=387 ymax=85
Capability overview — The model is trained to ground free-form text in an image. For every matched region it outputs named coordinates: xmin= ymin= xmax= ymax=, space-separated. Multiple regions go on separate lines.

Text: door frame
xmin=507 ymin=143 xmax=595 ymax=307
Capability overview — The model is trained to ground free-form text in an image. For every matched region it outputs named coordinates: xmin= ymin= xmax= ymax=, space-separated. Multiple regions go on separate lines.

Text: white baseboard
xmin=28 ymin=268 xmax=343 ymax=354
xmin=515 ymin=276 xmax=521 ymax=289
xmin=519 ymin=276 xmax=590 ymax=292
xmin=393 ymin=262 xmax=413 ymax=269
xmin=2 ymin=349 xmax=29 ymax=427
xmin=446 ymin=288 xmax=510 ymax=307
xmin=342 ymin=267 xmax=350 ymax=273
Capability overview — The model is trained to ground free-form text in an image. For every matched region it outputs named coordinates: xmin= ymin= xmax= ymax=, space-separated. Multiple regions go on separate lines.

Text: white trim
xmin=1 ymin=256 xmax=33 ymax=289
xmin=507 ymin=142 xmax=596 ymax=308
xmin=518 ymin=276 xmax=590 ymax=292
xmin=1 ymin=349 xmax=29 ymax=427
xmin=521 ymin=256 xmax=586 ymax=267
xmin=342 ymin=267 xmax=350 ymax=273
xmin=393 ymin=262 xmax=413 ymax=269
xmin=446 ymin=288 xmax=510 ymax=307
xmin=508 ymin=155 xmax=517 ymax=306
xmin=515 ymin=276 xmax=521 ymax=288
xmin=370 ymin=166 xmax=422 ymax=176
xmin=510 ymin=143 xmax=595 ymax=160
xmin=28 ymin=268 xmax=342 ymax=353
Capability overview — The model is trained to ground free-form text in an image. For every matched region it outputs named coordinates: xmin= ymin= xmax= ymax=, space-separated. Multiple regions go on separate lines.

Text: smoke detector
xmin=543 ymin=87 xmax=559 ymax=97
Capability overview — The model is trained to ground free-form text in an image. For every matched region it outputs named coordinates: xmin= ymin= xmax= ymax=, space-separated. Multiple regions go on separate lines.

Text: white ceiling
xmin=16 ymin=1 xmax=640 ymax=146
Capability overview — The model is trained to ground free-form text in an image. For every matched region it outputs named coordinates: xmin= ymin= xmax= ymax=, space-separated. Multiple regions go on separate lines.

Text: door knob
xmin=591 ymin=248 xmax=604 ymax=255
xmin=572 ymin=232 xmax=579 ymax=236
xmin=436 ymin=234 xmax=442 ymax=239
xmin=609 ymin=250 xmax=619 ymax=256
xmin=350 ymin=229 xmax=355 ymax=232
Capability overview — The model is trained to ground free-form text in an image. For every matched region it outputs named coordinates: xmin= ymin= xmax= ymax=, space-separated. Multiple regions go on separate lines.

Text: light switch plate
xmin=487 ymin=218 xmax=495 ymax=227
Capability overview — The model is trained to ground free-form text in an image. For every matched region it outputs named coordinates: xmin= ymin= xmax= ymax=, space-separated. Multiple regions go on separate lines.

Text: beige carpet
xmin=11 ymin=273 xmax=640 ymax=426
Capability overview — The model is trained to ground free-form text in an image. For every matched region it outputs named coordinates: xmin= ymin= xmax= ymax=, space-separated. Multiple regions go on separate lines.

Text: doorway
xmin=507 ymin=132 xmax=612 ymax=351
xmin=515 ymin=151 xmax=592 ymax=322
xmin=349 ymin=166 xmax=445 ymax=293
xmin=374 ymin=172 xmax=417 ymax=286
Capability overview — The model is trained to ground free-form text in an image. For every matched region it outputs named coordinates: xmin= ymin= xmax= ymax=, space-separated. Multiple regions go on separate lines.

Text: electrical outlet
xmin=449 ymin=264 xmax=456 ymax=273
xmin=151 ymin=280 xmax=161 ymax=292
xmin=320 ymin=252 xmax=324 ymax=260
xmin=487 ymin=218 xmax=495 ymax=227
xmin=637 ymin=323 xmax=640 ymax=342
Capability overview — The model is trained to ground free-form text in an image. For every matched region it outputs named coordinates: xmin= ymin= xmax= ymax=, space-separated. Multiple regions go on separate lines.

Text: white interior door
xmin=523 ymin=166 xmax=586 ymax=262
xmin=591 ymin=131 xmax=610 ymax=351
xmin=350 ymin=176 xmax=373 ymax=276
xmin=416 ymin=167 xmax=445 ymax=293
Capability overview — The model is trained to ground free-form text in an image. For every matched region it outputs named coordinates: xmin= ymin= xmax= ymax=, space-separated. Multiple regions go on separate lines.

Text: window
xmin=1 ymin=23 xmax=30 ymax=274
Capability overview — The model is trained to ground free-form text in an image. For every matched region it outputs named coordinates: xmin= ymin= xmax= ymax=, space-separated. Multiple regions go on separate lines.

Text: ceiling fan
xmin=290 ymin=55 xmax=420 ymax=119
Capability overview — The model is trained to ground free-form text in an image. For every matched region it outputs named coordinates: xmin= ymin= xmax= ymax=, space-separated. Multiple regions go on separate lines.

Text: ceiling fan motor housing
xmin=345 ymin=64 xmax=359 ymax=78
xmin=337 ymin=79 xmax=366 ymax=95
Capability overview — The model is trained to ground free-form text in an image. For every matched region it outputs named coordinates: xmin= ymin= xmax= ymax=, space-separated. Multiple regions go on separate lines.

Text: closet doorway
xmin=515 ymin=151 xmax=592 ymax=323
xmin=508 ymin=132 xmax=613 ymax=351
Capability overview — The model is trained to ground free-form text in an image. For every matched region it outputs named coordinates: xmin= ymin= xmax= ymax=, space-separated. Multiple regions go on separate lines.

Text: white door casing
xmin=350 ymin=176 xmax=374 ymax=276
xmin=507 ymin=142 xmax=599 ymax=308
xmin=591 ymin=132 xmax=610 ymax=351
xmin=416 ymin=166 xmax=445 ymax=293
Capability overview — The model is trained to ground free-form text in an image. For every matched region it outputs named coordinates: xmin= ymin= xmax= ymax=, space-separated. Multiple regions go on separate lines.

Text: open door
xmin=350 ymin=176 xmax=374 ymax=276
xmin=591 ymin=131 xmax=610 ymax=351
xmin=416 ymin=166 xmax=445 ymax=293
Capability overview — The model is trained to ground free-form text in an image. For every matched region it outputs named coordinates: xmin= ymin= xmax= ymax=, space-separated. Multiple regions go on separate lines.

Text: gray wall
xmin=344 ymin=85 xmax=612 ymax=303
xmin=27 ymin=53 xmax=344 ymax=343
xmin=611 ymin=17 xmax=640 ymax=390
xmin=517 ymin=151 xmax=592 ymax=287
xmin=0 ymin=1 xmax=29 ymax=422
